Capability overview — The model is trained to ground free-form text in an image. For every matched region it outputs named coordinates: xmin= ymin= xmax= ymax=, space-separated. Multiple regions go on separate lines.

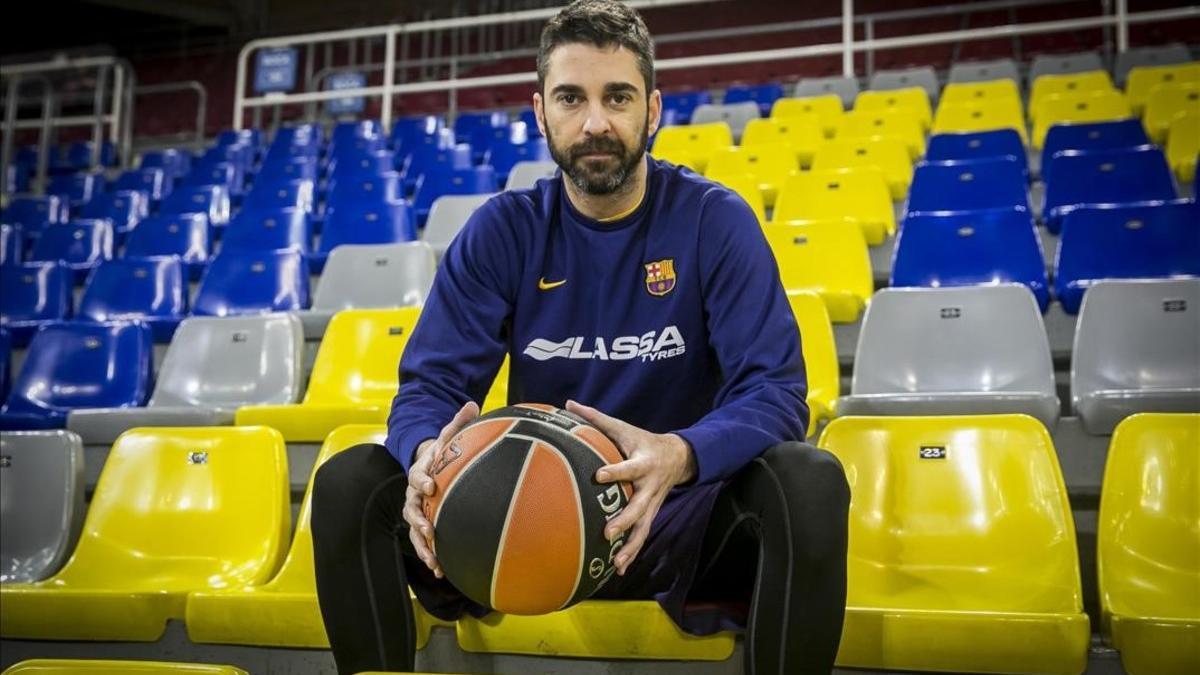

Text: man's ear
xmin=532 ymin=92 xmax=548 ymax=138
xmin=647 ymin=88 xmax=662 ymax=137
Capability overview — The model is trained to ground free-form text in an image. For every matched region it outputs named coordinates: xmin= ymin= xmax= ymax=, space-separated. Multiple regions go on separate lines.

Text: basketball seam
xmin=431 ymin=419 xmax=517 ymax=531
xmin=489 ymin=439 xmax=537 ymax=610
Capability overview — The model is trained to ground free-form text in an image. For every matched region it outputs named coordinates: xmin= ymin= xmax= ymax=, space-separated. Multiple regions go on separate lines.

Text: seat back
xmin=818 ymin=414 xmax=1081 ymax=613
xmin=48 ymin=427 xmax=288 ymax=592
xmin=240 ymin=179 xmax=315 ymax=214
xmin=1032 ymin=91 xmax=1132 ymax=149
xmin=1043 ymin=146 xmax=1177 ymax=226
xmin=0 ymin=328 xmax=9 ymax=400
xmin=723 ymin=83 xmax=784 ymax=115
xmin=1166 ymin=111 xmax=1200 ymax=183
xmin=303 ymin=308 xmax=421 ymax=405
xmin=1029 ymin=51 xmax=1105 ymax=82
xmin=0 ymin=430 xmax=84 ymax=583
xmin=0 ymin=224 xmax=18 ymax=266
xmin=504 ymin=160 xmax=558 ymax=191
xmin=323 ymin=173 xmax=401 ymax=212
xmin=739 ymin=116 xmax=825 ymax=162
xmin=139 ymin=148 xmax=191 ymax=178
xmin=811 ymin=137 xmax=912 ymax=199
xmin=0 ymin=262 xmax=72 ymax=326
xmin=786 ymin=291 xmax=838 ymax=425
xmin=707 ymin=174 xmax=766 ymax=224
xmin=29 ymin=220 xmax=114 ymax=268
xmin=931 ymin=100 xmax=1027 ymax=143
xmin=705 ymin=145 xmax=798 ymax=194
xmin=651 ymin=122 xmax=733 ymax=172
xmin=793 ymin=77 xmax=859 ymax=108
xmin=79 ymin=190 xmax=148 ymax=234
xmin=151 ymin=314 xmax=303 ymax=409
xmin=836 ymin=110 xmax=926 ymax=158
xmin=1040 ymin=119 xmax=1150 ymax=174
xmin=192 ymin=249 xmax=309 ymax=316
xmin=47 ymin=172 xmax=103 ymax=204
xmin=422 ymin=193 xmax=494 ymax=256
xmin=772 ymin=94 xmax=844 ymax=137
xmin=761 ymin=221 xmax=872 ymax=306
xmin=312 ymin=242 xmax=437 ymax=311
xmin=77 ymin=257 xmax=187 ymax=325
xmin=3 ymin=195 xmax=65 ymax=230
xmin=221 ymin=207 xmax=311 ymax=253
xmin=159 ymin=185 xmax=231 ymax=228
xmin=412 ymin=167 xmax=497 ymax=218
xmin=1115 ymin=43 xmax=1192 ymax=84
xmin=853 ymin=87 xmax=933 ymax=129
xmin=483 ymin=138 xmax=551 ymax=182
xmin=907 ymin=157 xmax=1029 ymax=214
xmin=1030 ymin=70 xmax=1115 ymax=120
xmin=926 ymin=129 xmax=1025 ymax=164
xmin=690 ymin=102 xmax=761 ymax=141
xmin=255 ymin=156 xmax=318 ymax=185
xmin=869 ymin=66 xmax=940 ymax=102
xmin=660 ymin=90 xmax=712 ymax=124
xmin=947 ymin=59 xmax=1020 ymax=84
xmin=851 ymin=285 xmax=1055 ymax=397
xmin=319 ymin=201 xmax=415 ymax=254
xmin=182 ymin=161 xmax=243 ymax=197
xmin=774 ymin=168 xmax=893 ymax=234
xmin=1142 ymin=82 xmax=1200 ymax=143
xmin=1124 ymin=61 xmax=1200 ymax=114
xmin=122 ymin=213 xmax=210 ymax=267
xmin=113 ymin=167 xmax=171 ymax=202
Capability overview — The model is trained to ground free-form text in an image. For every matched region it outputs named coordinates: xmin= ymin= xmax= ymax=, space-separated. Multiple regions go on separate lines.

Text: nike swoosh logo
xmin=538 ymin=277 xmax=567 ymax=290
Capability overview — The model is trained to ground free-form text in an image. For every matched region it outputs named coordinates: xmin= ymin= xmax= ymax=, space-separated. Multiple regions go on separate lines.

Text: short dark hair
xmin=537 ymin=0 xmax=656 ymax=95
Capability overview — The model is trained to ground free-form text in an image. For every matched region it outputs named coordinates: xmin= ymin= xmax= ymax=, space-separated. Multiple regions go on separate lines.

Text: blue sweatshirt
xmin=386 ymin=157 xmax=808 ymax=485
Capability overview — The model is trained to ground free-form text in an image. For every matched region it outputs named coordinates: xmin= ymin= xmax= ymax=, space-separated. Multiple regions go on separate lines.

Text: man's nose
xmin=581 ymin=102 xmax=614 ymax=137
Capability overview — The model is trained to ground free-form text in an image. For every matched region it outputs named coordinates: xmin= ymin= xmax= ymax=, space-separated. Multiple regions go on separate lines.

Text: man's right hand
xmin=402 ymin=401 xmax=480 ymax=579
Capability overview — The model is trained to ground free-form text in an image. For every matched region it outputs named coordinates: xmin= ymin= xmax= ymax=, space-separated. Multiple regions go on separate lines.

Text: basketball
xmin=422 ymin=403 xmax=633 ymax=615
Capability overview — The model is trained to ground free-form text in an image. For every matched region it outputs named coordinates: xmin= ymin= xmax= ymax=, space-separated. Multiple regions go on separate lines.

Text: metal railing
xmin=134 ymin=80 xmax=208 ymax=152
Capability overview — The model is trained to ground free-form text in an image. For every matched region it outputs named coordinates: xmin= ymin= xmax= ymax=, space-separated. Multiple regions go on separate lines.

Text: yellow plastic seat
xmin=835 ymin=109 xmax=927 ymax=160
xmin=1125 ymin=61 xmax=1200 ymax=115
xmin=1143 ymin=83 xmax=1200 ymax=144
xmin=1098 ymin=413 xmax=1200 ymax=675
xmin=811 ymin=137 xmax=913 ymax=201
xmin=184 ymin=424 xmax=449 ymax=650
xmin=2 ymin=660 xmax=248 ymax=675
xmin=456 ymin=600 xmax=735 ymax=661
xmin=1030 ymin=70 xmax=1115 ymax=121
xmin=705 ymin=172 xmax=766 ymax=223
xmin=940 ymin=78 xmax=1023 ymax=108
xmin=1166 ymin=111 xmax=1199 ymax=185
xmin=235 ymin=308 xmax=420 ymax=442
xmin=0 ymin=427 xmax=289 ymax=641
xmin=1032 ymin=90 xmax=1133 ymax=149
xmin=740 ymin=116 xmax=825 ymax=168
xmin=762 ymin=221 xmax=873 ymax=323
xmin=852 ymin=87 xmax=933 ymax=131
xmin=933 ymin=99 xmax=1029 ymax=144
xmin=771 ymin=94 xmax=844 ymax=138
xmin=773 ymin=168 xmax=895 ymax=245
xmin=705 ymin=144 xmax=798 ymax=207
xmin=819 ymin=415 xmax=1090 ymax=675
xmin=650 ymin=122 xmax=734 ymax=173
xmin=481 ymin=356 xmax=510 ymax=413
xmin=787 ymin=290 xmax=839 ymax=430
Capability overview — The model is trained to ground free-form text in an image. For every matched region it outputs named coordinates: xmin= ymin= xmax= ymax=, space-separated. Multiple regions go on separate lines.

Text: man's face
xmin=535 ymin=43 xmax=661 ymax=196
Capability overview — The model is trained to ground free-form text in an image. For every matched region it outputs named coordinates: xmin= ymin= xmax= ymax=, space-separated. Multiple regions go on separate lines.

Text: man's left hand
xmin=564 ymin=399 xmax=698 ymax=576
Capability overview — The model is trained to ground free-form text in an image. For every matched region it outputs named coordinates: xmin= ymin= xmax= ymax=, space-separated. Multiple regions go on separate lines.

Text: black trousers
xmin=312 ymin=441 xmax=850 ymax=675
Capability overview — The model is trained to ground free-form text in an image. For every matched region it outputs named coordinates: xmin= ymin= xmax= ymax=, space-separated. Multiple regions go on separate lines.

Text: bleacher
xmin=1 ymin=3 xmax=1199 ymax=674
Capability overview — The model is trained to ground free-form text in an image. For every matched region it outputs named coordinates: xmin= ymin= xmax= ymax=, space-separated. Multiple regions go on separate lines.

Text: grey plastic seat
xmin=1114 ymin=43 xmax=1192 ymax=86
xmin=421 ymin=193 xmax=495 ymax=258
xmin=690 ymin=102 xmax=761 ymax=143
xmin=1029 ymin=51 xmax=1105 ymax=83
xmin=1071 ymin=278 xmax=1200 ymax=435
xmin=794 ymin=76 xmax=860 ymax=109
xmin=66 ymin=314 xmax=304 ymax=443
xmin=0 ymin=430 xmax=85 ymax=583
xmin=869 ymin=66 xmax=940 ymax=103
xmin=505 ymin=160 xmax=559 ymax=191
xmin=836 ymin=284 xmax=1060 ymax=427
xmin=296 ymin=242 xmax=437 ymax=335
xmin=948 ymin=58 xmax=1021 ymax=85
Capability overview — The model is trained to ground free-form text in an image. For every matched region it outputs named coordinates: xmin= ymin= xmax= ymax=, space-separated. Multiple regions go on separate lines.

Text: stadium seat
xmin=853 ymin=87 xmax=933 ymax=131
xmin=1070 ymin=279 xmax=1200 ymax=434
xmin=482 ymin=136 xmax=550 ymax=186
xmin=892 ymin=208 xmax=1049 ymax=310
xmin=0 ymin=262 xmax=72 ymax=347
xmin=422 ymin=193 xmax=495 ymax=257
xmin=139 ymin=148 xmax=191 ymax=179
xmin=1029 ymin=69 xmax=1115 ymax=119
xmin=1040 ymin=118 xmax=1151 ymax=174
xmin=660 ymin=90 xmax=712 ymax=124
xmin=323 ymin=172 xmax=401 ymax=213
xmin=2 ymin=195 xmax=66 ymax=232
xmin=947 ymin=58 xmax=1020 ymax=84
xmin=2 ymin=659 xmax=249 ymax=674
xmin=78 ymin=190 xmax=148 ymax=239
xmin=235 ymin=308 xmax=420 ymax=441
xmin=926 ymin=129 xmax=1026 ymax=167
xmin=773 ymin=168 xmax=895 ymax=245
xmin=1098 ymin=412 xmax=1200 ymax=675
xmin=836 ymin=285 xmax=1059 ymax=426
xmin=0 ymin=223 xmax=20 ymax=266
xmin=772 ymin=94 xmax=844 ymax=138
xmin=331 ymin=119 xmax=382 ymax=146
xmin=1042 ymin=146 xmax=1178 ymax=233
xmin=411 ymin=166 xmax=497 ymax=226
xmin=1029 ymin=50 xmax=1106 ymax=82
xmin=835 ymin=109 xmax=926 ymax=160
xmin=311 ymin=201 xmax=416 ymax=273
xmin=739 ymin=117 xmax=824 ymax=168
xmin=47 ymin=172 xmax=103 ymax=206
xmin=932 ymin=99 xmax=1028 ymax=144
xmin=113 ymin=166 xmax=171 ymax=202
xmin=307 ymin=242 xmax=437 ymax=317
xmin=390 ymin=114 xmax=444 ymax=152
xmin=325 ymin=149 xmax=396 ymax=179
xmin=180 ymin=161 xmax=243 ymax=197
xmin=191 ymin=249 xmax=310 ymax=316
xmin=1115 ymin=42 xmax=1193 ymax=85
xmin=870 ymin=66 xmax=939 ymax=101
xmin=906 ymin=157 xmax=1030 ymax=215
xmin=706 ymin=173 xmax=766 ymax=224
xmin=255 ymin=155 xmax=318 ymax=185
xmin=0 ymin=426 xmax=289 ymax=641
xmin=820 ymin=415 xmax=1089 ymax=675
xmin=1124 ymin=61 xmax=1200 ymax=115
xmin=65 ymin=141 xmax=116 ymax=170
xmin=0 ymin=430 xmax=84 ymax=583
xmin=1166 ymin=111 xmax=1199 ymax=185
xmin=761 ymin=221 xmax=873 ymax=323
xmin=722 ymin=82 xmax=784 ymax=116
xmin=217 ymin=127 xmax=263 ymax=151
xmin=0 ymin=322 xmax=153 ymax=431
xmin=1032 ymin=91 xmax=1133 ymax=149
xmin=793 ymin=76 xmax=859 ymax=109
xmin=121 ymin=213 xmax=210 ymax=279
xmin=811 ymin=137 xmax=912 ymax=201
xmin=504 ymin=160 xmax=558 ymax=190
xmin=242 ymin=178 xmax=315 ymax=215
xmin=158 ymin=185 xmax=231 ymax=229
xmin=651 ymin=122 xmax=733 ymax=173
xmin=0 ymin=328 xmax=9 ymax=401
xmin=453 ymin=111 xmax=509 ymax=152
xmin=398 ymin=130 xmax=472 ymax=191
xmin=1142 ymin=82 xmax=1200 ymax=144
xmin=67 ymin=313 xmax=303 ymax=445
xmin=221 ymin=207 xmax=311 ymax=254
xmin=704 ymin=144 xmax=798 ymax=206
xmin=690 ymin=102 xmax=761 ymax=142
xmin=786 ymin=291 xmax=838 ymax=430
xmin=75 ymin=257 xmax=186 ymax=343
xmin=28 ymin=220 xmax=114 ymax=284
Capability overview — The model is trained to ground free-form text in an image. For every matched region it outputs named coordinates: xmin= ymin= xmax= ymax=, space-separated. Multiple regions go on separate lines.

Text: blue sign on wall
xmin=254 ymin=47 xmax=299 ymax=94
xmin=326 ymin=72 xmax=367 ymax=115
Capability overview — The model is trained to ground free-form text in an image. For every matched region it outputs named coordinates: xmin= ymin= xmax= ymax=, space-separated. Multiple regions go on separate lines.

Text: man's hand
xmin=402 ymin=401 xmax=480 ymax=579
xmin=565 ymin=399 xmax=698 ymax=576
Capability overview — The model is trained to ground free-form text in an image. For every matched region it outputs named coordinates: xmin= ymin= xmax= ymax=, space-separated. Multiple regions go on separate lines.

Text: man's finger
xmin=566 ymin=400 xmax=632 ymax=445
xmin=603 ymin=485 xmax=653 ymax=541
xmin=615 ymin=514 xmax=653 ymax=575
xmin=437 ymin=401 xmax=480 ymax=446
xmin=595 ymin=456 xmax=648 ymax=484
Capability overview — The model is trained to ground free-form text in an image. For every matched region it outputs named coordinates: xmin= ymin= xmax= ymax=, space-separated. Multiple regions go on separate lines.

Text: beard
xmin=545 ymin=113 xmax=649 ymax=196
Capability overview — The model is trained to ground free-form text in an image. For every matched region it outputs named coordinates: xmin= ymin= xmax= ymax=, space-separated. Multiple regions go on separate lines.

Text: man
xmin=312 ymin=1 xmax=850 ymax=673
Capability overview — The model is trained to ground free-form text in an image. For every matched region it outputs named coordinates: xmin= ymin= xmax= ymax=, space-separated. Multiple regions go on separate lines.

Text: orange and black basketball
xmin=422 ymin=403 xmax=632 ymax=615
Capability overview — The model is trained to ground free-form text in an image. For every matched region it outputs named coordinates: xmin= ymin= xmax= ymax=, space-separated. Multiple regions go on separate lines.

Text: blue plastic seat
xmin=906 ymin=157 xmax=1030 ymax=216
xmin=400 ymin=138 xmax=473 ymax=193
xmin=483 ymin=137 xmax=550 ymax=187
xmin=661 ymin=90 xmax=713 ymax=125
xmin=221 ymin=207 xmax=311 ymax=254
xmin=122 ymin=213 xmax=211 ymax=280
xmin=113 ymin=167 xmax=171 ymax=202
xmin=201 ymin=144 xmax=255 ymax=177
xmin=181 ymin=161 xmax=244 ymax=197
xmin=324 ymin=173 xmax=402 ymax=214
xmin=517 ymin=109 xmax=542 ymax=137
xmin=892 ymin=208 xmax=1050 ymax=310
xmin=454 ymin=111 xmax=510 ymax=161
xmin=390 ymin=115 xmax=444 ymax=151
xmin=1040 ymin=119 xmax=1150 ymax=177
xmin=2 ymin=195 xmax=66 ymax=233
xmin=216 ymin=128 xmax=263 ymax=152
xmin=411 ymin=166 xmax=497 ymax=226
xmin=723 ymin=82 xmax=785 ymax=116
xmin=311 ymin=202 xmax=415 ymax=273
xmin=331 ymin=119 xmax=382 ymax=146
xmin=29 ymin=220 xmax=114 ymax=284
xmin=158 ymin=185 xmax=231 ymax=228
xmin=192 ymin=249 xmax=310 ymax=317
xmin=0 ymin=327 xmax=9 ymax=402
xmin=240 ymin=178 xmax=315 ymax=214
xmin=1 ymin=224 xmax=21 ymax=266
xmin=255 ymin=156 xmax=318 ymax=185
xmin=1042 ymin=146 xmax=1178 ymax=233
xmin=325 ymin=150 xmax=396 ymax=181
xmin=79 ymin=190 xmax=148 ymax=240
xmin=326 ymin=136 xmax=384 ymax=165
xmin=1054 ymin=200 xmax=1200 ymax=313
xmin=0 ymin=263 xmax=71 ymax=347
xmin=926 ymin=129 xmax=1027 ymax=168
xmin=66 ymin=141 xmax=116 ymax=169
xmin=139 ymin=149 xmax=192 ymax=179
xmin=0 ymin=321 xmax=153 ymax=430
xmin=272 ymin=123 xmax=322 ymax=148
xmin=264 ymin=139 xmax=320 ymax=166
xmin=47 ymin=173 xmax=104 ymax=206
xmin=76 ymin=257 xmax=187 ymax=342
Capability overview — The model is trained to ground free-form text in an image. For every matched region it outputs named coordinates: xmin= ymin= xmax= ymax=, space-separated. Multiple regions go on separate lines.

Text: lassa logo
xmin=522 ymin=326 xmax=686 ymax=363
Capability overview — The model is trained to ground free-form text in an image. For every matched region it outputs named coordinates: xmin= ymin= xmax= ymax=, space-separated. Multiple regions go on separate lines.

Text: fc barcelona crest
xmin=644 ymin=259 xmax=676 ymax=297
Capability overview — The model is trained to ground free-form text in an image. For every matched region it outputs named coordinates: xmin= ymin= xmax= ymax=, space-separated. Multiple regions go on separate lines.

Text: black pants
xmin=312 ymin=441 xmax=850 ymax=675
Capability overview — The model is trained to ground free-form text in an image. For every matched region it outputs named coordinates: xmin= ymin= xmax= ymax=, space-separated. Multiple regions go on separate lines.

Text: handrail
xmin=135 ymin=80 xmax=208 ymax=151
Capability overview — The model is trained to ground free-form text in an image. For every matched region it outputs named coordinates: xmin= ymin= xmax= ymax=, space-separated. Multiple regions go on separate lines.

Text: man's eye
xmin=609 ymin=94 xmax=630 ymax=105
xmin=559 ymin=94 xmax=579 ymax=105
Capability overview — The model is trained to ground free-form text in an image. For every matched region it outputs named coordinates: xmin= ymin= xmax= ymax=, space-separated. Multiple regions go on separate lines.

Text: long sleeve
xmin=673 ymin=189 xmax=809 ymax=484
